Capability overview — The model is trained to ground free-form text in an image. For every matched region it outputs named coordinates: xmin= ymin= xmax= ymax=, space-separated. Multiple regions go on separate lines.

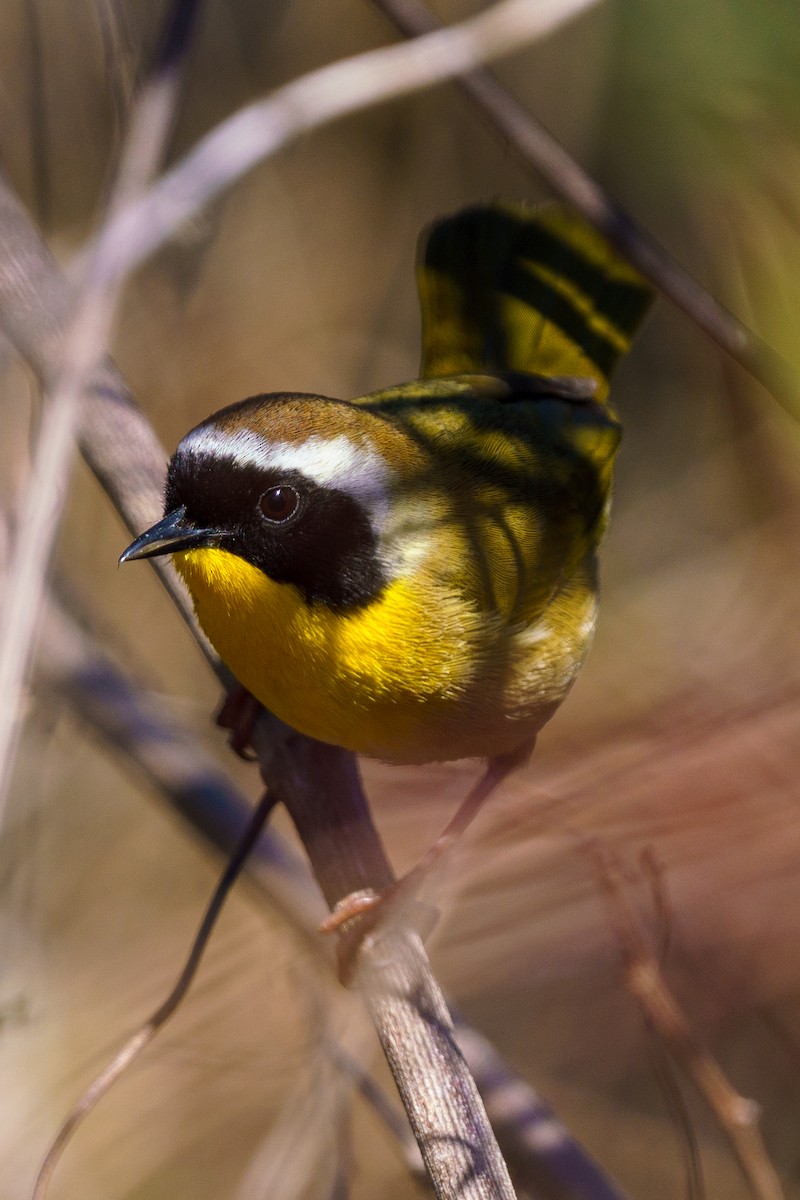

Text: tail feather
xmin=417 ymin=203 xmax=654 ymax=404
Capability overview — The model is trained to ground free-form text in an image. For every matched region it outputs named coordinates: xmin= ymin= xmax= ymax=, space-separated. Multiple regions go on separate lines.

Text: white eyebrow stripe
xmin=181 ymin=426 xmax=392 ymax=523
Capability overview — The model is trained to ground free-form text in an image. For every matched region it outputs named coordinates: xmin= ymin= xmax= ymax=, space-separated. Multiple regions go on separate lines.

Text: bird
xmin=121 ymin=202 xmax=653 ymax=923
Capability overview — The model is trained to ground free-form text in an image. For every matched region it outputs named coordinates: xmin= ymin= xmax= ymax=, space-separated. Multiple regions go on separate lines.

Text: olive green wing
xmin=417 ymin=202 xmax=654 ymax=406
xmin=358 ymin=204 xmax=653 ymax=625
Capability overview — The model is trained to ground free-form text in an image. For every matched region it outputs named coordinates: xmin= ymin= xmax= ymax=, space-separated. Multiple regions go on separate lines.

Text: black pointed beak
xmin=119 ymin=506 xmax=221 ymax=564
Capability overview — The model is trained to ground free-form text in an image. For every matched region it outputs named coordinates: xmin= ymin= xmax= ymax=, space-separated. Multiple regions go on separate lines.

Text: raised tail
xmin=417 ymin=202 xmax=654 ymax=403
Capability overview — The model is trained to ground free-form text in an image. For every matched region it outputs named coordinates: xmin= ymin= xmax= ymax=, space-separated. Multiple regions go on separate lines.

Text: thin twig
xmin=591 ymin=847 xmax=785 ymax=1200
xmin=232 ymin=1017 xmax=358 ymax=1200
xmin=94 ymin=0 xmax=139 ymax=146
xmin=326 ymin=1038 xmax=425 ymax=1175
xmin=372 ymin=0 xmax=800 ymax=419
xmin=31 ymin=788 xmax=276 ymax=1200
xmin=636 ymin=847 xmax=703 ymax=1198
xmin=0 ymin=0 xmax=205 ymax=829
xmin=74 ymin=0 xmax=599 ymax=290
xmin=640 ymin=1023 xmax=705 ymax=1200
xmin=639 ymin=846 xmax=673 ymax=966
xmin=40 ymin=584 xmax=328 ymax=940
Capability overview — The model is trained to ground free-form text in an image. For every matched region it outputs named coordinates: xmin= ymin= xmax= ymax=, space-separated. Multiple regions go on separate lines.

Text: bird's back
xmin=338 ymin=204 xmax=654 ymax=759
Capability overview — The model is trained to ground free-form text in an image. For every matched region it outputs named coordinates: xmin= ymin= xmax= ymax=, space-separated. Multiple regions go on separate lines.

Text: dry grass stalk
xmin=592 ymin=847 xmax=784 ymax=1200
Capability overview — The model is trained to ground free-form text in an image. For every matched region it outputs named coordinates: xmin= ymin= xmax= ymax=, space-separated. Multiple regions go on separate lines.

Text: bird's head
xmin=119 ymin=391 xmax=434 ymax=612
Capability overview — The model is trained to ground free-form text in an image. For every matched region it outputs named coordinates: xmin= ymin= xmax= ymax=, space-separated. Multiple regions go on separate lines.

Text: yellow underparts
xmin=175 ymin=545 xmax=595 ymax=764
xmin=175 ymin=546 xmax=481 ymax=762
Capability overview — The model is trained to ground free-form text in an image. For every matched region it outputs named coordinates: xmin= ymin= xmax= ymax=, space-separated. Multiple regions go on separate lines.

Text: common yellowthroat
xmin=121 ymin=203 xmax=652 ymax=901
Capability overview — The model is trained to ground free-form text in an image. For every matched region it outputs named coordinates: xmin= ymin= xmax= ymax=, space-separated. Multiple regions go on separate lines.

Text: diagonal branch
xmin=69 ymin=0 xmax=599 ymax=291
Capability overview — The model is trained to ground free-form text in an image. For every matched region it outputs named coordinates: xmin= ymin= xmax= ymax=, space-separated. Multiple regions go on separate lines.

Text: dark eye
xmin=259 ymin=484 xmax=300 ymax=523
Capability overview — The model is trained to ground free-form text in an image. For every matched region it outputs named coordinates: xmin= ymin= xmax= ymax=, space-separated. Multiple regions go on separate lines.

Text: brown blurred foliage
xmin=2 ymin=2 xmax=800 ymax=1198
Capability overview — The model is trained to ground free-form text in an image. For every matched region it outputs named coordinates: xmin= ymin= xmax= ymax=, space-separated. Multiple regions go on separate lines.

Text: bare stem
xmin=592 ymin=847 xmax=785 ymax=1200
xmin=31 ymin=789 xmax=276 ymax=1200
xmin=75 ymin=0 xmax=599 ymax=289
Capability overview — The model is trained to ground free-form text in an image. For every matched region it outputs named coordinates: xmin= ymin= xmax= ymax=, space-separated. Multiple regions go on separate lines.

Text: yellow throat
xmin=176 ymin=545 xmax=485 ymax=762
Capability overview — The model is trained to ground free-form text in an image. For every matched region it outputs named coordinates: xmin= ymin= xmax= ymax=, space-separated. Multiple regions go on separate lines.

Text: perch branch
xmin=251 ymin=718 xmax=518 ymax=1199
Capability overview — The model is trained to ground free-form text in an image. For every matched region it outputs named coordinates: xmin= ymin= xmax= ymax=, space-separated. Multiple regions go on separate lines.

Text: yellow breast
xmin=176 ymin=546 xmax=483 ymax=761
xmin=174 ymin=541 xmax=595 ymax=764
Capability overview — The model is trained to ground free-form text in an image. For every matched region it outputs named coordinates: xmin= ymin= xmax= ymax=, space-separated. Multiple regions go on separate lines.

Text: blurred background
xmin=2 ymin=0 xmax=800 ymax=1196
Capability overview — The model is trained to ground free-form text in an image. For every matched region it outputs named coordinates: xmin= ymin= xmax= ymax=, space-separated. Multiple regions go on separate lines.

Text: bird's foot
xmin=320 ymin=889 xmax=386 ymax=933
xmin=321 ymin=882 xmax=439 ymax=985
xmin=319 ymin=751 xmax=527 ymax=983
xmin=216 ymin=686 xmax=263 ymax=760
